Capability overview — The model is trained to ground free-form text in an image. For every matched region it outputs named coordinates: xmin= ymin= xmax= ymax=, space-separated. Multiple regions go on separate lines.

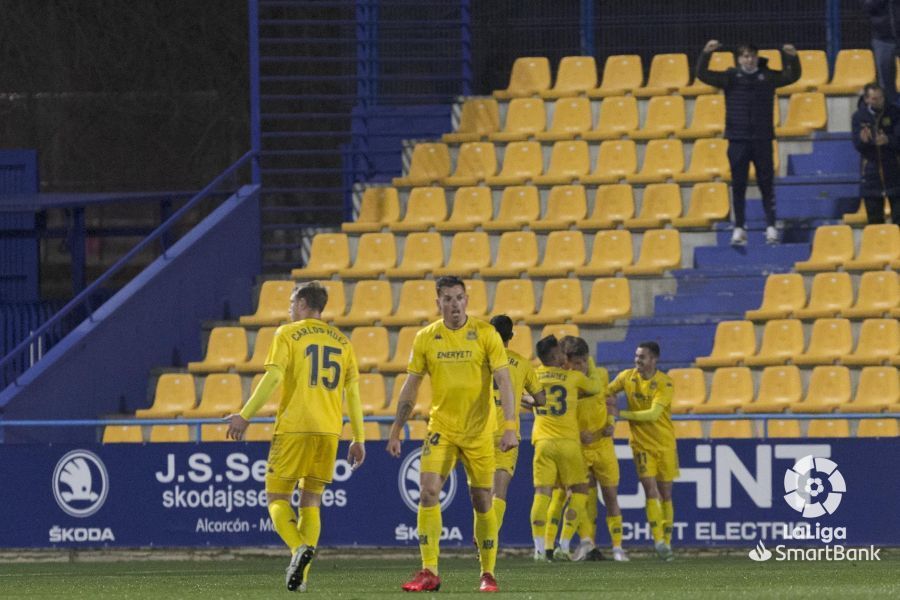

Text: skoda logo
xmin=783 ymin=455 xmax=845 ymax=519
xmin=52 ymin=450 xmax=109 ymax=518
xmin=397 ymin=447 xmax=457 ymax=513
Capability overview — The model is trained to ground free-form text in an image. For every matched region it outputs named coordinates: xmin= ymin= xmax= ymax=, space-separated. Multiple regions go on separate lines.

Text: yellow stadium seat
xmin=839 ymin=366 xmax=899 ymax=412
xmin=693 ymin=367 xmax=754 ymax=414
xmin=792 ymin=366 xmax=851 ymax=412
xmin=343 ymin=187 xmax=401 ymax=233
xmin=535 ymin=97 xmax=593 ymax=141
xmin=509 ymin=324 xmax=534 ymax=360
xmin=575 ymin=230 xmax=634 ymax=276
xmin=668 ymin=368 xmax=707 ymax=413
xmin=709 ymin=419 xmax=754 ymax=438
xmin=842 ymin=319 xmax=900 ymax=365
xmin=464 ymin=279 xmax=488 ymax=317
xmin=443 ymin=98 xmax=501 ymax=143
xmin=103 ymin=425 xmax=143 ymax=443
xmin=350 ymin=326 xmax=390 ymax=372
xmin=183 ymin=374 xmax=243 ymax=418
xmin=613 ymin=419 xmax=631 ymax=439
xmin=149 ymin=425 xmax=192 ymax=443
xmin=764 ymin=419 xmax=802 ymax=438
xmin=392 ymin=143 xmax=451 ymax=187
xmin=745 ymin=319 xmax=804 ymax=367
xmin=635 ymin=53 xmax=689 ymax=97
xmin=245 ymin=422 xmax=274 ymax=442
xmin=318 ymin=280 xmax=346 ymax=322
xmin=485 ymin=141 xmax=544 ymax=186
xmin=582 ymin=139 xmax=637 ymax=185
xmin=490 ymin=98 xmax=547 ymax=142
xmin=378 ymin=326 xmax=419 ymax=374
xmin=239 ymin=280 xmax=292 ymax=327
xmin=673 ymin=420 xmax=704 ymax=438
xmin=433 ymin=232 xmax=491 ymax=278
xmin=857 ymin=418 xmax=900 ymax=437
xmin=842 ymin=271 xmax=899 ymax=318
xmin=358 ymin=373 xmax=387 ymax=414
xmin=540 ymin=323 xmax=580 ymax=340
xmin=201 ymin=424 xmax=231 ymax=442
xmin=542 ymin=56 xmax=598 ymax=98
xmin=745 ymin=273 xmax=807 ymax=321
xmin=678 ymin=52 xmax=735 ymax=95
xmin=843 ymin=198 xmax=891 ymax=225
xmin=778 ymin=50 xmax=829 ymax=94
xmin=532 ymin=185 xmax=588 ymax=231
xmin=624 ymin=183 xmax=682 ymax=229
xmin=435 ymin=187 xmax=493 ymax=233
xmin=443 ymin=142 xmax=497 ymax=187
xmin=187 ymin=327 xmax=248 ymax=373
xmin=795 ymin=272 xmax=853 ymax=320
xmin=676 ymin=94 xmax=726 ymax=140
xmin=533 ymin=140 xmax=591 ymax=186
xmin=807 ymin=419 xmax=850 ymax=438
xmin=819 ymin=49 xmax=875 ymax=95
xmin=626 ymin=139 xmax=684 ymax=184
xmin=250 ymin=373 xmax=282 ymax=417
xmin=794 ymin=225 xmax=854 ymax=272
xmin=588 ymin=55 xmax=643 ymax=98
xmin=491 ymin=279 xmax=536 ymax=321
xmin=623 ymin=229 xmax=681 ymax=275
xmin=402 ymin=420 xmax=430 ymax=440
xmin=389 ymin=373 xmax=433 ymax=418
xmin=291 ymin=232 xmax=350 ymax=279
xmin=674 ymin=138 xmax=730 ymax=183
xmin=529 ymin=230 xmax=586 ymax=277
xmin=332 ymin=280 xmax=393 ymax=327
xmin=494 ymin=57 xmax=552 ymax=99
xmin=386 ymin=232 xmax=443 ymax=279
xmin=340 ymin=421 xmax=383 ymax=441
xmin=338 ymin=232 xmax=397 ymax=280
xmin=745 ymin=366 xmax=803 ymax=413
xmin=483 ymin=185 xmax=540 ymax=231
xmin=481 ymin=231 xmax=539 ymax=278
xmin=584 ymin=96 xmax=639 ymax=141
xmin=382 ymin=279 xmax=439 ymax=326
xmin=672 ymin=182 xmax=730 ymax=228
xmin=572 ymin=277 xmax=631 ymax=325
xmin=629 ymin=95 xmax=686 ymax=140
xmin=576 ymin=184 xmax=635 ymax=230
xmin=695 ymin=320 xmax=757 ymax=368
xmin=524 ymin=278 xmax=583 ymax=325
xmin=844 ymin=224 xmax=900 ymax=270
xmin=776 ymin=93 xmax=827 ymax=137
xmin=390 ymin=187 xmax=447 ymax=233
xmin=757 ymin=49 xmax=783 ymax=71
xmin=793 ymin=318 xmax=853 ymax=365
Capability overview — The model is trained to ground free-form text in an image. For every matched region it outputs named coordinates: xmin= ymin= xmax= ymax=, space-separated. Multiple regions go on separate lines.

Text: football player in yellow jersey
xmin=530 ymin=335 xmax=604 ymax=562
xmin=560 ymin=336 xmax=629 ymax=563
xmin=227 ymin=281 xmax=366 ymax=592
xmin=387 ymin=276 xmax=517 ymax=593
xmin=606 ymin=341 xmax=677 ymax=562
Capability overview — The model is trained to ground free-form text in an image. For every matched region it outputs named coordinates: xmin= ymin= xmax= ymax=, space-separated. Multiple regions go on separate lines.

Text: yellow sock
xmin=530 ymin=493 xmax=551 ymax=552
xmin=545 ymin=488 xmax=566 ymax=549
xmin=646 ymin=498 xmax=663 ymax=544
xmin=474 ymin=509 xmax=498 ymax=575
xmin=559 ymin=492 xmax=587 ymax=552
xmin=298 ymin=506 xmax=321 ymax=548
xmin=418 ymin=504 xmax=441 ymax=573
xmin=662 ymin=499 xmax=674 ymax=545
xmin=577 ymin=486 xmax=598 ymax=543
xmin=493 ymin=497 xmax=508 ymax=533
xmin=606 ymin=515 xmax=623 ymax=548
xmin=268 ymin=499 xmax=303 ymax=553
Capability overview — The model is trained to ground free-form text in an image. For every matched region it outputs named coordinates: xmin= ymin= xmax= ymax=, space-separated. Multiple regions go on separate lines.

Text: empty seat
xmin=626 ymin=139 xmax=684 ymax=184
xmin=819 ymin=49 xmax=876 ymax=95
xmin=757 ymin=48 xmax=783 ymax=71
xmin=668 ymin=368 xmax=707 ymax=413
xmin=338 ymin=232 xmax=397 ymax=280
xmin=792 ymin=366 xmax=851 ymax=412
xmin=149 ymin=425 xmax=192 ymax=443
xmin=481 ymin=231 xmax=539 ymax=278
xmin=709 ymin=419 xmax=754 ymax=438
xmin=531 ymin=184 xmax=588 ymax=231
xmin=793 ymin=318 xmax=853 ymax=365
xmin=386 ymin=232 xmax=444 ymax=279
xmin=378 ymin=326 xmax=419 ymax=373
xmin=350 ymin=326 xmax=390 ymax=372
xmin=533 ymin=140 xmax=591 ymax=185
xmin=386 ymin=374 xmax=433 ymax=417
xmin=382 ymin=279 xmax=439 ymax=326
xmin=839 ymin=366 xmax=899 ymax=412
xmin=524 ymin=278 xmax=584 ymax=325
xmin=778 ymin=50 xmax=829 ymax=94
xmin=291 ymin=233 xmax=350 ymax=279
xmin=103 ymin=425 xmax=143 ymax=444
xmin=745 ymin=273 xmax=806 ymax=321
xmin=576 ymin=184 xmax=635 ymax=230
xmin=622 ymin=229 xmax=681 ymax=275
xmin=776 ymin=92 xmax=827 ymax=137
xmin=508 ymin=324 xmax=534 ymax=360
xmin=183 ymin=374 xmax=243 ymax=417
xmin=857 ymin=418 xmax=900 ymax=437
xmin=584 ymin=95 xmax=639 ymax=141
xmin=319 ymin=280 xmax=346 ymax=322
xmin=629 ymin=95 xmax=686 ymax=140
xmin=842 ymin=271 xmax=899 ymax=318
xmin=744 ymin=365 xmax=803 ymax=413
xmin=494 ymin=57 xmax=552 ymax=99
xmin=745 ymin=319 xmax=805 ymax=366
xmin=540 ymin=323 xmax=581 ymax=340
xmin=240 ymin=280 xmax=293 ymax=326
xmin=635 ymin=53 xmax=689 ymax=97
xmin=483 ymin=185 xmax=540 ymax=231
xmin=250 ymin=373 xmax=282 ymax=417
xmin=491 ymin=279 xmax=536 ymax=321
xmin=490 ymin=98 xmax=547 ymax=142
xmin=794 ymin=225 xmax=854 ymax=272
xmin=443 ymin=98 xmax=501 ymax=143
xmin=443 ymin=142 xmax=497 ymax=187
xmin=536 ymin=97 xmax=593 ymax=141
xmin=794 ymin=272 xmax=853 ymax=319
xmin=842 ymin=319 xmax=900 ymax=365
xmin=200 ymin=424 xmax=232 ymax=442
xmin=392 ymin=143 xmax=451 ymax=187
xmin=188 ymin=327 xmax=248 ymax=373
xmin=764 ymin=419 xmax=802 ymax=438
xmin=844 ymin=224 xmax=900 ymax=270
xmin=529 ymin=230 xmax=586 ymax=277
xmin=673 ymin=420 xmax=704 ymax=438
xmin=678 ymin=52 xmax=735 ymax=95
xmin=464 ymin=279 xmax=488 ymax=317
xmin=806 ymin=419 xmax=850 ymax=438
xmin=584 ymin=140 xmax=639 ymax=185
xmin=332 ymin=280 xmax=393 ymax=327
xmin=588 ymin=55 xmax=643 ymax=98
xmin=485 ymin=141 xmax=544 ymax=186
xmin=575 ymin=230 xmax=633 ymax=276
xmin=672 ymin=182 xmax=730 ymax=228
xmin=357 ymin=373 xmax=387 ymax=414
xmin=433 ymin=232 xmax=491 ymax=277
xmin=573 ymin=277 xmax=631 ymax=324
xmin=676 ymin=94 xmax=726 ymax=139
xmin=341 ymin=421 xmax=383 ymax=441
xmin=343 ymin=187 xmax=400 ymax=233
xmin=673 ymin=138 xmax=730 ymax=183
xmin=695 ymin=320 xmax=757 ymax=367
xmin=542 ymin=56 xmax=598 ymax=98
xmin=435 ymin=186 xmax=494 ymax=232
xmin=624 ymin=183 xmax=682 ymax=229
xmin=390 ymin=187 xmax=447 ymax=232
xmin=402 ymin=420 xmax=430 ymax=440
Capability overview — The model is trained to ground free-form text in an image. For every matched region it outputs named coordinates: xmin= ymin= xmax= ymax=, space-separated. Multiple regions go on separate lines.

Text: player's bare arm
xmin=348 ymin=441 xmax=366 ymax=470
xmin=387 ymin=372 xmax=423 ymax=457
xmin=494 ymin=367 xmax=518 ymax=452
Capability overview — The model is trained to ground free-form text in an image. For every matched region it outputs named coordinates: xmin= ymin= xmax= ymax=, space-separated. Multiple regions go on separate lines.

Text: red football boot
xmin=479 ymin=572 xmax=499 ymax=593
xmin=401 ymin=569 xmax=441 ymax=592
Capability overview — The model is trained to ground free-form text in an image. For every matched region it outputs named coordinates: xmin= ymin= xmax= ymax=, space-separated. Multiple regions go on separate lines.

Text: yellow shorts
xmin=582 ymin=437 xmax=620 ymax=487
xmin=265 ymin=433 xmax=338 ymax=495
xmin=493 ymin=435 xmax=519 ymax=476
xmin=420 ymin=428 xmax=495 ymax=489
xmin=533 ymin=438 xmax=587 ymax=488
xmin=632 ymin=445 xmax=679 ymax=482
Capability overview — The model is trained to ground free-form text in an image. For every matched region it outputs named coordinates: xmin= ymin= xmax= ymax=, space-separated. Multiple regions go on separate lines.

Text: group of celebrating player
xmin=227 ymin=275 xmax=679 ymax=593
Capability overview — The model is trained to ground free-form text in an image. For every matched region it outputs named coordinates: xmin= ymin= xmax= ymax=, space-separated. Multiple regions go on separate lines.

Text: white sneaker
xmin=765 ymin=226 xmax=779 ymax=245
xmin=731 ymin=227 xmax=747 ymax=246
xmin=533 ymin=548 xmax=549 ymax=562
xmin=611 ymin=546 xmax=630 ymax=562
xmin=571 ymin=540 xmax=594 ymax=562
xmin=286 ymin=545 xmax=315 ymax=592
xmin=654 ymin=540 xmax=674 ymax=562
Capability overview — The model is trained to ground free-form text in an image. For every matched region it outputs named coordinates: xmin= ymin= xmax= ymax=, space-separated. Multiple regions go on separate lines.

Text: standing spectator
xmin=863 ymin=0 xmax=900 ymax=107
xmin=697 ymin=41 xmax=801 ymax=246
xmin=852 ymin=83 xmax=900 ymax=223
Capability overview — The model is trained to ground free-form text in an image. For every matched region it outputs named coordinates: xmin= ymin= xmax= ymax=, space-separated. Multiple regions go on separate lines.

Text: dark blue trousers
xmin=727 ymin=138 xmax=776 ymax=228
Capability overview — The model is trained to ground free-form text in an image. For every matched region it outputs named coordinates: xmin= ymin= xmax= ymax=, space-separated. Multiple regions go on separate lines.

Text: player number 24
xmin=305 ymin=344 xmax=342 ymax=389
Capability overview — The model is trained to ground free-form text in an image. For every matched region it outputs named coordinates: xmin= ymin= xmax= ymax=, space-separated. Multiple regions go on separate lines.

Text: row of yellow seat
xmin=638 ymin=418 xmax=898 ymax=440
xmin=795 ymin=224 xmax=900 ymax=272
xmin=493 ymin=51 xmax=871 ymax=100
xmin=102 ymin=421 xmax=422 ymax=444
xmin=446 ymin=93 xmax=824 ymax=145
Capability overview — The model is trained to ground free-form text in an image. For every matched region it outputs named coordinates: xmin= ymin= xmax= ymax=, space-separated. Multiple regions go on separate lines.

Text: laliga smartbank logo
xmin=748 ymin=540 xmax=773 ymax=561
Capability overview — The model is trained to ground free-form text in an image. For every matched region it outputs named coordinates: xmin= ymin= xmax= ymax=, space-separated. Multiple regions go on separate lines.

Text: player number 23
xmin=305 ymin=344 xmax=342 ymax=390
xmin=536 ymin=384 xmax=567 ymax=416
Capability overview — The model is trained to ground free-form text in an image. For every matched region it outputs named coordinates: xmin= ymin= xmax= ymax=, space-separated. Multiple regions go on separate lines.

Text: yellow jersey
xmin=576 ymin=365 xmax=612 ymax=450
xmin=408 ymin=317 xmax=509 ymax=438
xmin=533 ymin=366 xmax=603 ymax=442
xmin=264 ymin=318 xmax=359 ymax=436
xmin=608 ymin=368 xmax=675 ymax=452
xmin=492 ymin=348 xmax=543 ymax=438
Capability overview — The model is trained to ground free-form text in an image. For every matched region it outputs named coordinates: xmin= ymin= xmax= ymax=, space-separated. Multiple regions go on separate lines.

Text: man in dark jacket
xmin=862 ymin=0 xmax=900 ymax=107
xmin=697 ymin=40 xmax=801 ymax=245
xmin=852 ymin=82 xmax=900 ymax=223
